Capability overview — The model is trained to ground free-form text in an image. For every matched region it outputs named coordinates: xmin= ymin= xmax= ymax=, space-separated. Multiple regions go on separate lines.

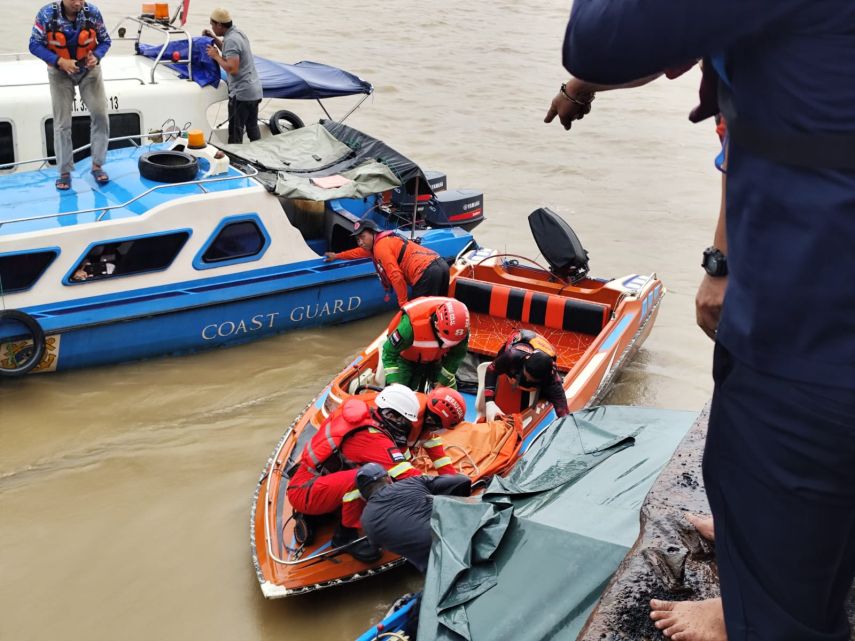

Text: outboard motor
xmin=528 ymin=207 xmax=589 ymax=283
xmin=391 ymin=171 xmax=484 ymax=231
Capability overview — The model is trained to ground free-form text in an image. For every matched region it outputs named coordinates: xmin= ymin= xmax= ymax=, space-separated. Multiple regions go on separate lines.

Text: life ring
xmin=138 ymin=151 xmax=199 ymax=183
xmin=269 ymin=110 xmax=305 ymax=135
xmin=0 ymin=310 xmax=46 ymax=377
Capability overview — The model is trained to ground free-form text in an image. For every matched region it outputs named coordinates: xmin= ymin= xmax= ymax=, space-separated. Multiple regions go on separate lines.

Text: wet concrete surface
xmin=577 ymin=403 xmax=855 ymax=641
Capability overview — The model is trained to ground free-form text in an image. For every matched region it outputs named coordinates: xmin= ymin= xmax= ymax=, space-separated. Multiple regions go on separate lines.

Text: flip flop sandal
xmin=91 ymin=168 xmax=110 ymax=185
xmin=55 ymin=174 xmax=71 ymax=191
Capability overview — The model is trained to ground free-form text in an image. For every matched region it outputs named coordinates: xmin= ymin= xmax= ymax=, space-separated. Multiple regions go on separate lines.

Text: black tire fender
xmin=0 ymin=310 xmax=46 ymax=377
xmin=138 ymin=151 xmax=199 ymax=183
xmin=269 ymin=110 xmax=305 ymax=135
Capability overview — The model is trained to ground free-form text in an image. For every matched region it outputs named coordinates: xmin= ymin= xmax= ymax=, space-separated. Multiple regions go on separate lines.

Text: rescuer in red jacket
xmin=286 ymin=384 xmax=422 ymax=562
xmin=404 ymin=387 xmax=468 ymax=475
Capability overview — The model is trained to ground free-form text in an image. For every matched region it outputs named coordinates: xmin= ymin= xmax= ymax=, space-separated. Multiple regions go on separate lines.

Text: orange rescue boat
xmin=251 ymin=208 xmax=665 ymax=598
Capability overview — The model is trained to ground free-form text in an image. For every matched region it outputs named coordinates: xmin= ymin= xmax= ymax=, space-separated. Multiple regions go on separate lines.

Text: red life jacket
xmin=387 ymin=296 xmax=455 ymax=363
xmin=298 ymin=398 xmax=385 ymax=474
xmin=46 ymin=2 xmax=98 ymax=62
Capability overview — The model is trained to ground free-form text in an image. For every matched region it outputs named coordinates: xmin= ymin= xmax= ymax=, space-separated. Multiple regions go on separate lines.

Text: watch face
xmin=703 ymin=248 xmax=727 ymax=276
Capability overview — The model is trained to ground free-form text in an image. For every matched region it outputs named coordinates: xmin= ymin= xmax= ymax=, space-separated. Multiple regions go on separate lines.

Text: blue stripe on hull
xmin=50 ymin=272 xmax=394 ymax=370
xmin=11 ymin=230 xmax=472 ymax=371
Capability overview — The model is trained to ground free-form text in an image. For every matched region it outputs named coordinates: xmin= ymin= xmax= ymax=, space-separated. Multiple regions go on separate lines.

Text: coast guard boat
xmin=0 ymin=120 xmax=483 ymax=376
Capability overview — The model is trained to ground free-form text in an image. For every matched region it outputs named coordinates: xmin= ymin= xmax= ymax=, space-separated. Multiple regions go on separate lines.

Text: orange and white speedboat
xmin=250 ymin=208 xmax=665 ymax=598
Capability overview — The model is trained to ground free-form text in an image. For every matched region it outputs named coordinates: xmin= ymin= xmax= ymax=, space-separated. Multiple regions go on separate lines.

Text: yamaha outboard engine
xmin=528 ymin=207 xmax=590 ymax=283
xmin=390 ymin=171 xmax=485 ymax=231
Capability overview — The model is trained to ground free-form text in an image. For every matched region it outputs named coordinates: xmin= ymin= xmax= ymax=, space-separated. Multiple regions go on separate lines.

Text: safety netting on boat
xmin=416 ymin=405 xmax=696 ymax=641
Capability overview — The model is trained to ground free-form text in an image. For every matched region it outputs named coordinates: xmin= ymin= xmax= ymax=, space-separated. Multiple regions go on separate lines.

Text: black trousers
xmin=704 ymin=344 xmax=855 ymax=641
xmin=411 ymin=258 xmax=450 ymax=299
xmin=227 ymin=97 xmax=261 ymax=144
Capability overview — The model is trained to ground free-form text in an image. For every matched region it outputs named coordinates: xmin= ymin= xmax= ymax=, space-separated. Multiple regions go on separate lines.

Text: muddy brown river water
xmin=1 ymin=1 xmax=720 ymax=638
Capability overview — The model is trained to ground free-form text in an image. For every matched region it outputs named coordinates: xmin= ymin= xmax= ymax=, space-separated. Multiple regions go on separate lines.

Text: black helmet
xmin=350 ymin=218 xmax=381 ymax=236
xmin=523 ymin=350 xmax=554 ymax=382
xmin=356 ymin=462 xmax=389 ymax=498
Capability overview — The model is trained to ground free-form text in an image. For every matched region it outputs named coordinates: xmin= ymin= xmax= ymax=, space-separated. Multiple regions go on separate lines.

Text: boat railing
xmin=110 ymin=15 xmax=194 ymax=84
xmin=0 ymin=75 xmax=147 ymax=90
xmin=1 ymin=128 xmax=183 ymax=172
xmin=0 ymin=131 xmax=259 ymax=230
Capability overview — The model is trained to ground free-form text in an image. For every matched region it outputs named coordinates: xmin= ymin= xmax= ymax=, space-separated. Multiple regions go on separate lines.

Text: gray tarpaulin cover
xmin=217 ymin=124 xmax=402 ymax=200
xmin=417 ymin=405 xmax=696 ymax=641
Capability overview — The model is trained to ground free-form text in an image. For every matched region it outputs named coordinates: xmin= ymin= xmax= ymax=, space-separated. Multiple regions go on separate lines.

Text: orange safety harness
xmin=46 ymin=2 xmax=98 ymax=61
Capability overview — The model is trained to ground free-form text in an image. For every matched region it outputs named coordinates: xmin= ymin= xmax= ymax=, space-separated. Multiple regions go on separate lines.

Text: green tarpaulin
xmin=418 ymin=406 xmax=696 ymax=641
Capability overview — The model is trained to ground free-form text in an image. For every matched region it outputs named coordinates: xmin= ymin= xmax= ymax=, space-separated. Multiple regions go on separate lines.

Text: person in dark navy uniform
xmin=358 ymin=463 xmax=472 ymax=573
xmin=555 ymin=2 xmax=855 ymax=640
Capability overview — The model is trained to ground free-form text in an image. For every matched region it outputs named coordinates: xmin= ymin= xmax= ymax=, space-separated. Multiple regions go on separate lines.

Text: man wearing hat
xmin=203 ymin=8 xmax=262 ymax=144
xmin=358 ymin=462 xmax=472 ymax=573
xmin=324 ymin=219 xmax=450 ymax=307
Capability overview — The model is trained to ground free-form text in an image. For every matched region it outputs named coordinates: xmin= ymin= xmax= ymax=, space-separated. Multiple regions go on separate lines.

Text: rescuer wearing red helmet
xmin=382 ymin=296 xmax=470 ymax=391
xmin=286 ymin=384 xmax=422 ymax=562
xmin=406 ymin=387 xmax=467 ymax=475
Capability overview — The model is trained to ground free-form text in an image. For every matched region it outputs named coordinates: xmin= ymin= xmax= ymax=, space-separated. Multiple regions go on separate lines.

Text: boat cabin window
xmin=0 ymin=121 xmax=14 ymax=168
xmin=44 ymin=113 xmax=142 ymax=164
xmin=69 ymin=231 xmax=190 ymax=283
xmin=0 ymin=250 xmax=58 ymax=293
xmin=194 ymin=216 xmax=270 ymax=270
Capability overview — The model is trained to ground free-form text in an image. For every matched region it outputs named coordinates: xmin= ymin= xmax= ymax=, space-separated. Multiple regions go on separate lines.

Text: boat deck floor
xmin=468 ymin=313 xmax=597 ymax=372
xmin=0 ymin=145 xmax=254 ymax=236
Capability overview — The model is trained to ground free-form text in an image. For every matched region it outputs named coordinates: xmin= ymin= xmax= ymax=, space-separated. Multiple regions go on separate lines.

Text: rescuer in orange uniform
xmin=286 ymin=384 xmax=421 ymax=562
xmin=382 ymin=296 xmax=470 ymax=391
xmin=324 ymin=219 xmax=450 ymax=306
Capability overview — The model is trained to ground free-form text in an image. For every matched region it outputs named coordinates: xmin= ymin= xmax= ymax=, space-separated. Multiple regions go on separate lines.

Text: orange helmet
xmin=434 ymin=299 xmax=470 ymax=347
xmin=425 ymin=387 xmax=467 ymax=430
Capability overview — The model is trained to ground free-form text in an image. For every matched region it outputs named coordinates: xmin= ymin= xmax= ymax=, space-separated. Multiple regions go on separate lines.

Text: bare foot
xmin=650 ymin=598 xmax=727 ymax=641
xmin=686 ymin=513 xmax=715 ymax=542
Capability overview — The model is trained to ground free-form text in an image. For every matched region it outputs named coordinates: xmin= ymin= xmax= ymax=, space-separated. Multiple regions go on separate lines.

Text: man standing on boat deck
xmin=29 ymin=0 xmax=112 ymax=191
xmin=203 ymin=8 xmax=262 ymax=144
xmin=552 ymin=2 xmax=855 ymax=641
xmin=324 ymin=219 xmax=450 ymax=306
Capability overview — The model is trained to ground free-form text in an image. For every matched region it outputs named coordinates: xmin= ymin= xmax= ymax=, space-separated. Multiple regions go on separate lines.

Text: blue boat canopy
xmin=137 ymin=38 xmax=372 ymax=99
xmin=255 ymin=57 xmax=373 ymax=99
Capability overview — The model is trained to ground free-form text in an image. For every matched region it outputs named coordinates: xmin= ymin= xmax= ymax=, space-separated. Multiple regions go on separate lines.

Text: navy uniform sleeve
xmin=563 ymin=0 xmax=806 ymax=85
xmin=544 ymin=373 xmax=569 ymax=418
xmin=425 ymin=474 xmax=471 ymax=497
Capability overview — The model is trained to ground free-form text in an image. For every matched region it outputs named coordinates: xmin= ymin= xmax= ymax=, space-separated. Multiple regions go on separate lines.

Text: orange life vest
xmin=504 ymin=329 xmax=557 ymax=360
xmin=387 ymin=296 xmax=456 ymax=364
xmin=46 ymin=2 xmax=98 ymax=61
xmin=298 ymin=399 xmax=386 ymax=475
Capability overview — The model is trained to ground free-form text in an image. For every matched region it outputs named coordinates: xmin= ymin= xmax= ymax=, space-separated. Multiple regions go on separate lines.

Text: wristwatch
xmin=702 ymin=247 xmax=728 ymax=277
